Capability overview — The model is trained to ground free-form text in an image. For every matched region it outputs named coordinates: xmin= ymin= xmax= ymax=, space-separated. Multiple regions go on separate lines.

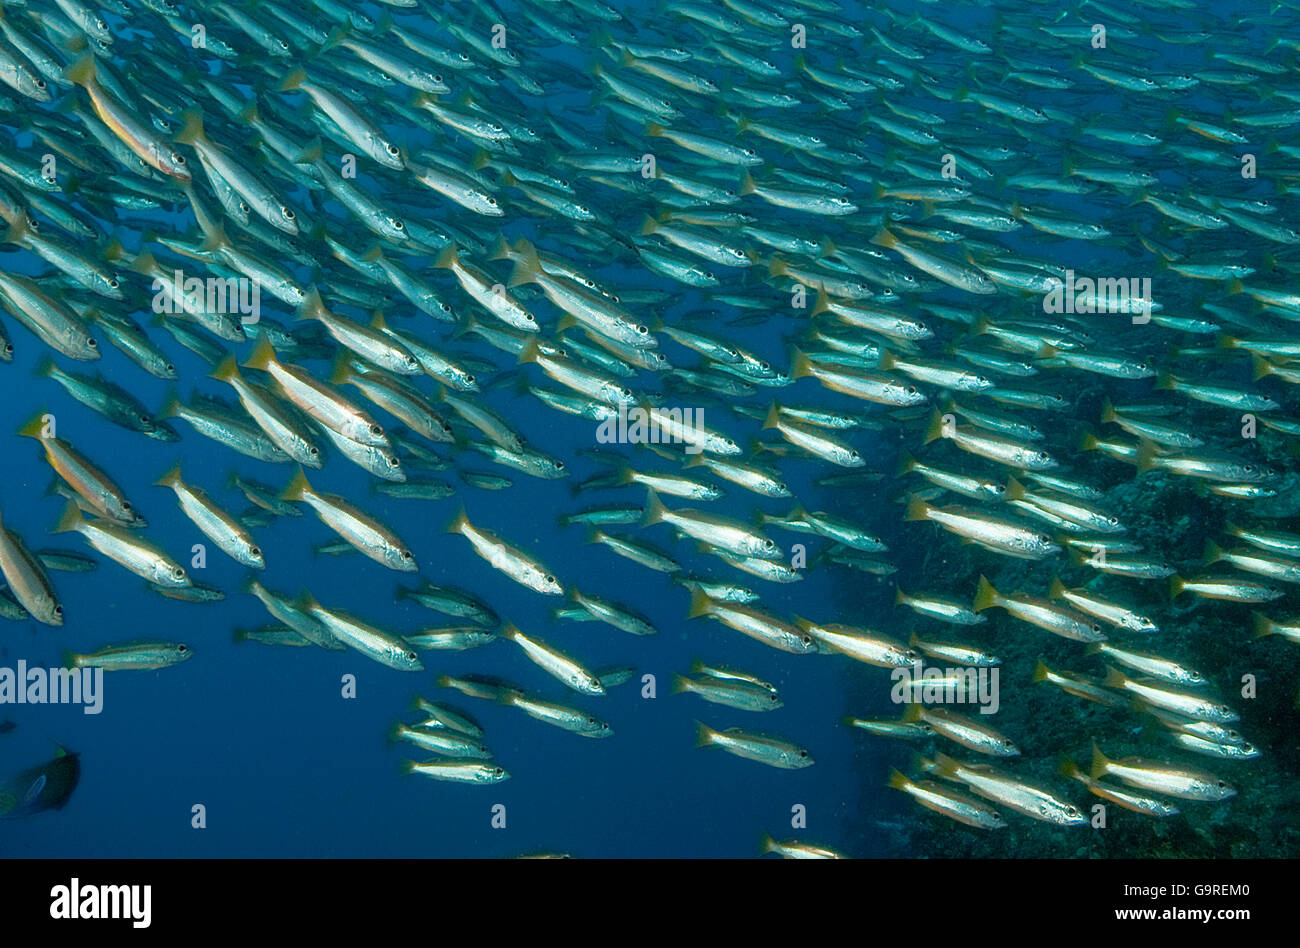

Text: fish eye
xmin=282 ymin=207 xmax=295 ymax=220
xmin=798 ymin=749 xmax=808 ymax=757
xmin=122 ymin=501 xmax=132 ymax=511
xmin=637 ymin=325 xmax=648 ymax=334
xmin=165 ymin=363 xmax=175 ymax=372
xmin=407 ymin=651 xmax=418 ymax=662
xmin=769 ymin=693 xmax=779 ymax=702
xmin=433 ymin=74 xmax=443 ymax=83
xmin=35 ymin=79 xmax=46 ymax=89
xmin=370 ymin=424 xmax=383 ymax=435
xmin=308 ymin=447 xmax=320 ymax=456
xmin=174 ymin=154 xmax=186 ymax=165
xmin=251 ymin=547 xmax=261 ymax=557
xmin=96 ymin=17 xmax=106 ymax=28
xmin=764 ymin=540 xmax=775 ymax=549
xmin=992 ymin=812 xmax=1002 ymax=822
xmin=493 ymin=767 xmax=504 ymax=776
xmin=1217 ymin=780 xmax=1226 ymax=788
xmin=464 ymin=374 xmax=475 ymax=384
xmin=172 ymin=567 xmax=184 ymax=578
xmin=544 ymin=574 xmax=555 ymax=584
xmin=87 ymin=337 xmax=97 ymax=348
xmin=526 ymin=314 xmax=535 ymax=322
xmin=487 ymin=197 xmax=497 ymax=205
xmin=108 ymin=278 xmax=119 ymax=288
xmin=177 ymin=644 xmax=188 ymax=653
xmin=386 ymin=144 xmax=399 ymax=155
xmin=400 ymin=550 xmax=413 ymax=560
xmin=906 ymin=386 xmax=918 ymax=395
xmin=1244 ymin=464 xmax=1254 ymax=473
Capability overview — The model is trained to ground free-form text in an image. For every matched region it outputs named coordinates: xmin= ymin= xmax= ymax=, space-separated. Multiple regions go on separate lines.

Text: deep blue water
xmin=2 ymin=0 xmax=1297 ymax=858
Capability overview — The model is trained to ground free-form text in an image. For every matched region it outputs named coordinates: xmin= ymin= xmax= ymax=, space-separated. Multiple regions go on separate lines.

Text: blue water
xmin=2 ymin=0 xmax=1297 ymax=858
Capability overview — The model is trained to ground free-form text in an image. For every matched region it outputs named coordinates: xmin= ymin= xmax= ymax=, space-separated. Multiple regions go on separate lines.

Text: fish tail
xmin=1089 ymin=741 xmax=1111 ymax=780
xmin=506 ymin=241 xmax=542 ymax=288
xmin=762 ymin=402 xmax=783 ymax=429
xmin=930 ymin=752 xmax=960 ymax=778
xmin=641 ymin=488 xmax=667 ymax=526
xmin=64 ymin=54 xmax=97 ymax=87
xmin=445 ymin=506 xmax=470 ymax=535
xmin=902 ymin=495 xmax=931 ymax=523
xmin=517 ymin=338 xmax=541 ymax=365
xmin=870 ymin=227 xmax=897 ymax=249
xmin=1134 ymin=440 xmax=1159 ymax=474
xmin=154 ymin=463 xmax=183 ymax=489
xmin=693 ymin=720 xmax=715 ymax=748
xmin=972 ymin=575 xmax=998 ymax=612
xmin=52 ymin=501 xmax=83 ymax=535
xmin=1057 ymin=756 xmax=1083 ymax=780
xmin=210 ymin=354 xmax=240 ymax=383
xmin=320 ymin=24 xmax=350 ymax=52
xmin=174 ymin=108 xmax=205 ymax=146
xmin=886 ymin=767 xmax=911 ymax=791
xmin=922 ymin=410 xmax=947 ymax=445
xmin=281 ymin=467 xmax=312 ymax=503
xmin=278 ymin=67 xmax=308 ymax=92
xmin=686 ymin=589 xmax=713 ymax=620
xmin=1252 ymin=612 xmax=1274 ymax=639
xmin=1031 ymin=660 xmax=1050 ymax=684
xmin=432 ymin=244 xmax=460 ymax=270
xmin=242 ymin=336 xmax=277 ymax=372
xmin=17 ymin=411 xmax=51 ymax=440
xmin=788 ymin=348 xmax=813 ymax=380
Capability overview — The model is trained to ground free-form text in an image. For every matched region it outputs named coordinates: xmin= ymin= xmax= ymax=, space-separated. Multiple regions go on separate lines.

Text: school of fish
xmin=0 ymin=0 xmax=1299 ymax=855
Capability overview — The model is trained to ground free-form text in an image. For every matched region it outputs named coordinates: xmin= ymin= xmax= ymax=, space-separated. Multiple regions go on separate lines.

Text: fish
xmin=0 ymin=0 xmax=1294 ymax=860
xmin=64 ymin=641 xmax=193 ymax=671
xmin=695 ymin=722 xmax=813 ymax=770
